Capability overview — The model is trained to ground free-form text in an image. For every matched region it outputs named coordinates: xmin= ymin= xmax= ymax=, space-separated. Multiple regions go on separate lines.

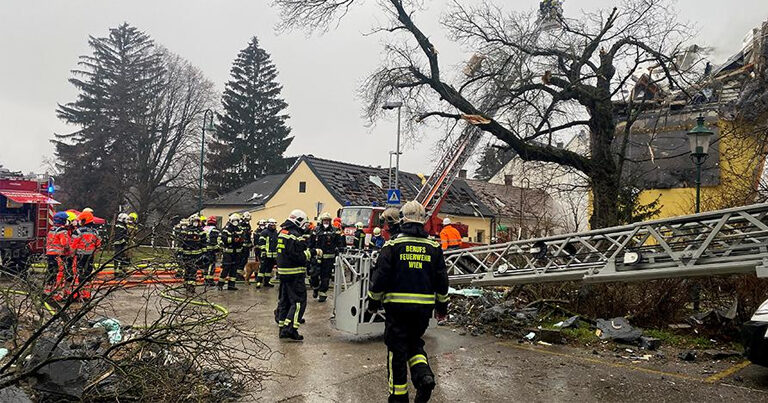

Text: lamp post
xmin=519 ymin=177 xmax=530 ymax=240
xmin=199 ymin=109 xmax=214 ymax=214
xmin=382 ymin=101 xmax=403 ymax=190
xmin=686 ymin=115 xmax=714 ymax=214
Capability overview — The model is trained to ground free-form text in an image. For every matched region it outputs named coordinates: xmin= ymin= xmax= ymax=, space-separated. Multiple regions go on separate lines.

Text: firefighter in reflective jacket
xmin=71 ymin=211 xmax=102 ymax=282
xmin=309 ymin=212 xmax=344 ymax=302
xmin=367 ymin=201 xmax=449 ymax=403
xmin=276 ymin=209 xmax=322 ymax=341
xmin=203 ymin=216 xmax=220 ymax=286
xmin=178 ymin=215 xmax=206 ymax=293
xmin=113 ymin=213 xmax=130 ymax=276
xmin=218 ymin=213 xmax=245 ymax=290
xmin=354 ymin=222 xmax=367 ymax=249
xmin=257 ymin=218 xmax=278 ymax=288
xmin=45 ymin=212 xmax=71 ymax=292
xmin=439 ymin=218 xmax=462 ymax=250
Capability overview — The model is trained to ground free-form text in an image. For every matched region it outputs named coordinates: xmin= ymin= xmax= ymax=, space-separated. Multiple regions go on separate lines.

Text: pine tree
xmin=54 ymin=23 xmax=165 ymax=216
xmin=473 ymin=144 xmax=516 ymax=181
xmin=205 ymin=37 xmax=293 ymax=195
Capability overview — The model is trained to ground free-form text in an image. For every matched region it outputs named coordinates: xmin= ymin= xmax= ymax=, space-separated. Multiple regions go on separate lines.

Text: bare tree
xmin=274 ymin=0 xmax=702 ymax=228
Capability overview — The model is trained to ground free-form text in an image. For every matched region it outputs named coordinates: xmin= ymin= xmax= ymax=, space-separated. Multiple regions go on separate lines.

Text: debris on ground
xmin=0 ymin=347 xmax=8 ymax=360
xmin=701 ymin=349 xmax=742 ymax=360
xmin=678 ymin=350 xmax=697 ymax=362
xmin=0 ymin=385 xmax=32 ymax=403
xmin=534 ymin=328 xmax=565 ymax=344
xmin=92 ymin=318 xmax=123 ymax=344
xmin=553 ymin=315 xmax=581 ymax=329
xmin=639 ymin=336 xmax=662 ymax=351
xmin=595 ymin=317 xmax=644 ymax=344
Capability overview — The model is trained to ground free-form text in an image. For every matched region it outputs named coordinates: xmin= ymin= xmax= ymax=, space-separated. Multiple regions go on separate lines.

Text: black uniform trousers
xmin=113 ymin=243 xmax=130 ymax=275
xmin=179 ymin=254 xmax=201 ymax=285
xmin=310 ymin=257 xmax=334 ymax=297
xmin=218 ymin=252 xmax=239 ymax=286
xmin=205 ymin=251 xmax=217 ymax=280
xmin=276 ymin=273 xmax=307 ymax=329
xmin=384 ymin=305 xmax=434 ymax=402
xmin=259 ymin=256 xmax=275 ymax=284
xmin=76 ymin=254 xmax=95 ymax=281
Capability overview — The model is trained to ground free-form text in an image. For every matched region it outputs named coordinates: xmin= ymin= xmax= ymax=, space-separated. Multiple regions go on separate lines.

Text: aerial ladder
xmin=334 ymin=1 xmax=565 ymax=334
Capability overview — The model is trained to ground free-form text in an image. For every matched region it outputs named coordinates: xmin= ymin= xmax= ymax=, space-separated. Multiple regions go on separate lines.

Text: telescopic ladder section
xmin=445 ymin=203 xmax=768 ymax=286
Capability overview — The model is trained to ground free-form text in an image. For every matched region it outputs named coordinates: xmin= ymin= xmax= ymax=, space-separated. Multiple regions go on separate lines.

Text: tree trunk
xmin=588 ymin=106 xmax=620 ymax=229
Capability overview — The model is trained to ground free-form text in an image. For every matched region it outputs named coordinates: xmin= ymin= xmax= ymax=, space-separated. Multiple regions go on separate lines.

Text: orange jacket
xmin=70 ymin=225 xmax=102 ymax=255
xmin=46 ymin=226 xmax=71 ymax=256
xmin=439 ymin=225 xmax=462 ymax=250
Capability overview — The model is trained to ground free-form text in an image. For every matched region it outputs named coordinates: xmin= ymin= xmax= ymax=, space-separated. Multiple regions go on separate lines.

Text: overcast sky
xmin=1 ymin=0 xmax=767 ymax=178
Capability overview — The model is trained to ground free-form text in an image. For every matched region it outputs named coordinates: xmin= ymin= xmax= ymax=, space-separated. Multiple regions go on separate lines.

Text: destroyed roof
xmin=465 ymin=180 xmax=552 ymax=219
xmin=301 ymin=155 xmax=494 ymax=217
xmin=204 ymin=174 xmax=287 ymax=206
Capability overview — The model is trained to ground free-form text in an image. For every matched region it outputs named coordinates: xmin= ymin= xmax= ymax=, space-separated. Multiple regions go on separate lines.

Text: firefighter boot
xmin=286 ymin=327 xmax=304 ymax=342
xmin=263 ymin=276 xmax=274 ymax=288
xmin=227 ymin=280 xmax=238 ymax=291
xmin=414 ymin=374 xmax=436 ymax=403
xmin=185 ymin=283 xmax=196 ymax=294
xmin=312 ymin=288 xmax=319 ymax=299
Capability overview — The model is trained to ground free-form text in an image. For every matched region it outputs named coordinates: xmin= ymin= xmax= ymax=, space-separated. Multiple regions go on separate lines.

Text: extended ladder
xmin=445 ymin=203 xmax=768 ymax=286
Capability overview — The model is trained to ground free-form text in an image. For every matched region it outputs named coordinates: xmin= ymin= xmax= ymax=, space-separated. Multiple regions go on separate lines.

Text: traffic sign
xmin=386 ymin=189 xmax=402 ymax=205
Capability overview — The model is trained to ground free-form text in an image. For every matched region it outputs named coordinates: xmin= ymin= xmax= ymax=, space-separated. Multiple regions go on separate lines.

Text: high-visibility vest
xmin=439 ymin=225 xmax=462 ymax=250
xmin=46 ymin=226 xmax=70 ymax=256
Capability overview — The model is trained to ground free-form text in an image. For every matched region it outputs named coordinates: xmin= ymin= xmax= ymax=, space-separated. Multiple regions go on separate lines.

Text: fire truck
xmin=0 ymin=168 xmax=58 ymax=273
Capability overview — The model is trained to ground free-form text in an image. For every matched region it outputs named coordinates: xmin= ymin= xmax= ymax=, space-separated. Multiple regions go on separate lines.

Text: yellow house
xmin=202 ymin=155 xmax=495 ymax=243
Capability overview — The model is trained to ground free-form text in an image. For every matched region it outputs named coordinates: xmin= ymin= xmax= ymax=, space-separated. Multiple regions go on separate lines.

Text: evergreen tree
xmin=54 ymin=23 xmax=164 ymax=216
xmin=206 ymin=37 xmax=293 ymax=195
xmin=473 ymin=144 xmax=516 ymax=181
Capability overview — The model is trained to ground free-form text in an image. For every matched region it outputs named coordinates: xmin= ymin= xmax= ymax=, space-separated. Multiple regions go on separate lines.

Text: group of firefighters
xmin=44 ymin=209 xmax=138 ymax=299
xmin=44 ymin=201 xmax=451 ymax=402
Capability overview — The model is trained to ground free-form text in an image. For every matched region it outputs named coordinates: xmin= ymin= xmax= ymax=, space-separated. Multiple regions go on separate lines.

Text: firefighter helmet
xmin=229 ymin=213 xmax=242 ymax=226
xmin=78 ymin=211 xmax=94 ymax=225
xmin=243 ymin=212 xmax=251 ymax=220
xmin=207 ymin=216 xmax=217 ymax=225
xmin=66 ymin=211 xmax=78 ymax=223
xmin=319 ymin=212 xmax=332 ymax=221
xmin=443 ymin=217 xmax=451 ymax=226
xmin=332 ymin=217 xmax=342 ymax=228
xmin=53 ymin=212 xmax=68 ymax=225
xmin=258 ymin=219 xmax=266 ymax=226
xmin=180 ymin=218 xmax=190 ymax=227
xmin=288 ymin=209 xmax=308 ymax=228
xmin=268 ymin=218 xmax=277 ymax=225
xmin=128 ymin=212 xmax=138 ymax=222
xmin=117 ymin=213 xmax=129 ymax=223
xmin=83 ymin=207 xmax=94 ymax=214
xmin=355 ymin=222 xmax=364 ymax=229
xmin=381 ymin=207 xmax=401 ymax=225
xmin=373 ymin=227 xmax=381 ymax=236
xmin=400 ymin=201 xmax=426 ymax=224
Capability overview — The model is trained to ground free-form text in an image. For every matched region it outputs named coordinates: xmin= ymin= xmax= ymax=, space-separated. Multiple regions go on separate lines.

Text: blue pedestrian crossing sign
xmin=386 ymin=189 xmax=402 ymax=205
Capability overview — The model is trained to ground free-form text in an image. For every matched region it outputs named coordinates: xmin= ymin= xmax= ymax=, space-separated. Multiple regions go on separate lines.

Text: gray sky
xmin=1 ymin=0 xmax=767 ymax=177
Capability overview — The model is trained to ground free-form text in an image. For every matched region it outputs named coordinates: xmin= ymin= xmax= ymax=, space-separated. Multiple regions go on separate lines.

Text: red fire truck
xmin=0 ymin=168 xmax=58 ymax=273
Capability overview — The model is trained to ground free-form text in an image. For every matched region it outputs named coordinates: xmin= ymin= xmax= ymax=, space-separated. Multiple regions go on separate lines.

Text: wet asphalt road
xmin=112 ymin=284 xmax=768 ymax=402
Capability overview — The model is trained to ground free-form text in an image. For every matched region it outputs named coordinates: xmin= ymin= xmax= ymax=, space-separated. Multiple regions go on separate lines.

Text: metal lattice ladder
xmin=445 ymin=203 xmax=768 ymax=286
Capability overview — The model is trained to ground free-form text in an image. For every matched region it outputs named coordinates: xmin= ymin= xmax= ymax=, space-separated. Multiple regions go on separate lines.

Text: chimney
xmin=458 ymin=169 xmax=467 ymax=179
xmin=556 ymin=141 xmax=564 ymax=149
xmin=504 ymin=175 xmax=514 ymax=186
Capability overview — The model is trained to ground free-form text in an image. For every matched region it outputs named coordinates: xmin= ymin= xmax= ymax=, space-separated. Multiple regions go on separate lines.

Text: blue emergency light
xmin=47 ymin=178 xmax=55 ymax=195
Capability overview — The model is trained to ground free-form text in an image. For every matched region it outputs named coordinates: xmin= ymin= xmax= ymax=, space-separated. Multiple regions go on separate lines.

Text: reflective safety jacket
xmin=178 ymin=226 xmax=206 ymax=255
xmin=276 ymin=220 xmax=318 ymax=275
xmin=310 ymin=224 xmax=345 ymax=259
xmin=71 ymin=224 xmax=102 ymax=256
xmin=203 ymin=225 xmax=220 ymax=252
xmin=240 ymin=222 xmax=253 ymax=248
xmin=113 ymin=222 xmax=129 ymax=246
xmin=259 ymin=227 xmax=278 ymax=258
xmin=354 ymin=228 xmax=367 ymax=249
xmin=368 ymin=223 xmax=449 ymax=314
xmin=46 ymin=226 xmax=71 ymax=256
xmin=439 ymin=225 xmax=462 ymax=250
xmin=219 ymin=223 xmax=245 ymax=254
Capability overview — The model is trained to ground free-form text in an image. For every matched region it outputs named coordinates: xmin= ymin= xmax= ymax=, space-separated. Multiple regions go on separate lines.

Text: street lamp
xmin=686 ymin=115 xmax=714 ymax=213
xmin=199 ymin=109 xmax=215 ymax=214
xmin=382 ymin=101 xmax=403 ymax=190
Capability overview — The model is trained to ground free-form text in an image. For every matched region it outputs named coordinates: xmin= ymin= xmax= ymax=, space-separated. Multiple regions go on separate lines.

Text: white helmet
xmin=117 ymin=213 xmax=129 ymax=223
xmin=258 ymin=219 xmax=266 ymax=226
xmin=288 ymin=209 xmax=308 ymax=228
xmin=373 ymin=227 xmax=381 ymax=236
xmin=268 ymin=218 xmax=277 ymax=225
xmin=229 ymin=213 xmax=242 ymax=225
xmin=401 ymin=201 xmax=426 ymax=224
xmin=443 ymin=217 xmax=451 ymax=226
xmin=180 ymin=218 xmax=190 ymax=226
xmin=243 ymin=212 xmax=251 ymax=220
xmin=355 ymin=222 xmax=364 ymax=229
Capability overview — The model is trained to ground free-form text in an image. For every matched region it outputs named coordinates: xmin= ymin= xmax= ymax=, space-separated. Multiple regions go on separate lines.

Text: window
xmin=299 ymin=181 xmax=306 ymax=193
xmin=476 ymin=230 xmax=485 ymax=243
